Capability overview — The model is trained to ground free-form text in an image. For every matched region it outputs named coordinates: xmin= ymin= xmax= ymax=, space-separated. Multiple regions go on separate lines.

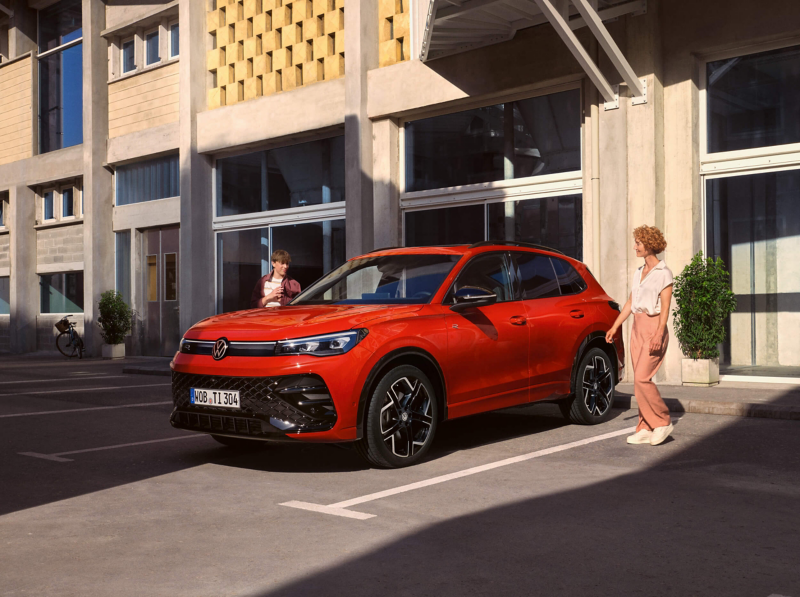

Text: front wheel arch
xmin=569 ymin=332 xmax=619 ymax=395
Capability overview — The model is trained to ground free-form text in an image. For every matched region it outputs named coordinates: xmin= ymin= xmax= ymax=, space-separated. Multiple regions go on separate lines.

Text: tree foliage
xmin=671 ymin=251 xmax=736 ymax=360
xmin=97 ymin=290 xmax=133 ymax=346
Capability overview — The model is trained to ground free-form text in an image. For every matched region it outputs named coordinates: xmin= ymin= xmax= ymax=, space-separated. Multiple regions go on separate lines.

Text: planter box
xmin=681 ymin=358 xmax=719 ymax=387
xmin=102 ymin=343 xmax=125 ymax=360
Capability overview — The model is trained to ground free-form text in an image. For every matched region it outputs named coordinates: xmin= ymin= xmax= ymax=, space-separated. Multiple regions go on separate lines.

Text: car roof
xmin=357 ymin=241 xmax=568 ymax=260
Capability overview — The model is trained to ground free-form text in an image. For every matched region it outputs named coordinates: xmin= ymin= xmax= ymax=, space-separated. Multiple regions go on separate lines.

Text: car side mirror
xmin=450 ymin=286 xmax=497 ymax=312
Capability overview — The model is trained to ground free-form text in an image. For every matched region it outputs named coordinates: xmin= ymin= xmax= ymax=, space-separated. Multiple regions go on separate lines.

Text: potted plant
xmin=672 ymin=251 xmax=737 ymax=386
xmin=97 ymin=290 xmax=133 ymax=360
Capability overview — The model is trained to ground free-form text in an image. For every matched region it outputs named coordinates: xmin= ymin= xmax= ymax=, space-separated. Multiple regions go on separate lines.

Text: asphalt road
xmin=0 ymin=356 xmax=798 ymax=597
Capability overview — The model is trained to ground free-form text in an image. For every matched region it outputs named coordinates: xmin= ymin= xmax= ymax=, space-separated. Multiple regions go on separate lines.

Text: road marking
xmin=2 ymin=375 xmax=129 ymax=385
xmin=0 ymin=383 xmax=170 ymax=397
xmin=0 ymin=401 xmax=172 ymax=418
xmin=281 ymin=425 xmax=637 ymax=520
xmin=19 ymin=434 xmax=207 ymax=462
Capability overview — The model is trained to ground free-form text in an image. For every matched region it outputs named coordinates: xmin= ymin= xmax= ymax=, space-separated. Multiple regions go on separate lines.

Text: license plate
xmin=190 ymin=388 xmax=241 ymax=409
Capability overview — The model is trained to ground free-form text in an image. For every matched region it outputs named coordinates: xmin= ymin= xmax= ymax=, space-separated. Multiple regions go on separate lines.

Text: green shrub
xmin=97 ymin=290 xmax=132 ymax=345
xmin=671 ymin=251 xmax=736 ymax=360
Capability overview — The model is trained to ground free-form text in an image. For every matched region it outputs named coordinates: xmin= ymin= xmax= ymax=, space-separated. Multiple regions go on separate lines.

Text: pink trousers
xmin=630 ymin=313 xmax=671 ymax=432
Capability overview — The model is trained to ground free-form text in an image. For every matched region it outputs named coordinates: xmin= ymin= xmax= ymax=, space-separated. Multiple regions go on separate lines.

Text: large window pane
xmin=0 ymin=277 xmax=9 ymax=315
xmin=216 ymin=136 xmax=345 ymax=217
xmin=115 ymin=231 xmax=131 ymax=306
xmin=38 ymin=0 xmax=82 ymax=53
xmin=405 ymin=204 xmax=485 ymax=247
xmin=488 ymin=194 xmax=583 ymax=260
xmin=271 ymin=220 xmax=346 ymax=290
xmin=405 ymin=89 xmax=581 ymax=193
xmin=513 ymin=253 xmax=560 ymax=299
xmin=708 ymin=45 xmax=800 ymax=153
xmin=40 ymin=43 xmax=83 ymax=153
xmin=449 ymin=253 xmax=513 ymax=303
xmin=40 ymin=271 xmax=84 ymax=313
xmin=116 ymin=154 xmax=180 ymax=205
xmin=706 ymin=170 xmax=800 ymax=369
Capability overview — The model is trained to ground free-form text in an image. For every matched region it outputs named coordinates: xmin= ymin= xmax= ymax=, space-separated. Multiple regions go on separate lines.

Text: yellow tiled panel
xmin=263 ymin=0 xmax=277 ymax=10
xmin=273 ymin=5 xmax=291 ymax=28
xmin=244 ymin=75 xmax=263 ymax=100
xmin=312 ymin=0 xmax=333 ymax=16
xmin=234 ymin=59 xmax=253 ymax=81
xmin=263 ymin=70 xmax=282 ymax=95
xmin=217 ymin=64 xmax=235 ymax=86
xmin=379 ymin=39 xmax=400 ymax=68
xmin=244 ymin=36 xmax=262 ymax=58
xmin=254 ymin=53 xmax=272 ymax=75
xmin=226 ymin=42 xmax=244 ymax=64
xmin=225 ymin=81 xmax=243 ymax=104
xmin=334 ymin=30 xmax=344 ymax=55
xmin=244 ymin=0 xmax=261 ymax=19
xmin=293 ymin=0 xmax=312 ymax=22
xmin=313 ymin=33 xmax=333 ymax=58
xmin=263 ymin=30 xmax=281 ymax=52
xmin=207 ymin=8 xmax=221 ymax=32
xmin=0 ymin=56 xmax=33 ymax=166
xmin=217 ymin=24 xmax=236 ymax=47
xmin=282 ymin=23 xmax=300 ymax=47
xmin=334 ymin=0 xmax=344 ymax=9
xmin=235 ymin=19 xmax=252 ymax=41
xmin=292 ymin=41 xmax=313 ymax=64
xmin=303 ymin=59 xmax=324 ymax=84
xmin=303 ymin=16 xmax=322 ymax=40
xmin=207 ymin=48 xmax=226 ymax=70
xmin=323 ymin=53 xmax=343 ymax=80
xmin=273 ymin=47 xmax=292 ymax=70
xmin=394 ymin=12 xmax=409 ymax=40
xmin=283 ymin=65 xmax=300 ymax=90
xmin=378 ymin=0 xmax=395 ymax=20
xmin=254 ymin=12 xmax=271 ymax=35
xmin=324 ymin=9 xmax=343 ymax=33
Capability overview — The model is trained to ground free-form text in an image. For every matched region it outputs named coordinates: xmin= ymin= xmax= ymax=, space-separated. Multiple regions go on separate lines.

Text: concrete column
xmin=372 ymin=118 xmax=399 ymax=248
xmin=82 ymin=0 xmax=114 ymax=357
xmin=178 ymin=0 xmax=215 ymax=332
xmin=344 ymin=0 xmax=378 ymax=258
xmin=9 ymin=0 xmax=36 ymax=58
xmin=8 ymin=184 xmax=36 ymax=353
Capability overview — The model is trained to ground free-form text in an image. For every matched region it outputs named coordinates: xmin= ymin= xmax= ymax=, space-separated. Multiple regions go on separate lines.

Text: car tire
xmin=210 ymin=434 xmax=267 ymax=450
xmin=355 ymin=365 xmax=438 ymax=469
xmin=560 ymin=347 xmax=615 ymax=425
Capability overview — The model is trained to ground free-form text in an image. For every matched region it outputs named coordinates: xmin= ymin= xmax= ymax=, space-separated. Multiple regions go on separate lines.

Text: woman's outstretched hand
xmin=605 ymin=328 xmax=616 ymax=344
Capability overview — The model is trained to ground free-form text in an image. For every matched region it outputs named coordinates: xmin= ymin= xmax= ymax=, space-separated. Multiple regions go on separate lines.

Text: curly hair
xmin=633 ymin=225 xmax=667 ymax=254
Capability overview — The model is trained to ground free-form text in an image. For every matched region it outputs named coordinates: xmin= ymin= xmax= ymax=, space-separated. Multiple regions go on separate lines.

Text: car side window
xmin=551 ymin=257 xmax=587 ymax=295
xmin=449 ymin=253 xmax=513 ymax=303
xmin=512 ymin=252 xmax=561 ymax=299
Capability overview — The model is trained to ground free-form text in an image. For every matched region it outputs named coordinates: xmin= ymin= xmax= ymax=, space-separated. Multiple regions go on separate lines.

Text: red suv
xmin=171 ymin=242 xmax=624 ymax=468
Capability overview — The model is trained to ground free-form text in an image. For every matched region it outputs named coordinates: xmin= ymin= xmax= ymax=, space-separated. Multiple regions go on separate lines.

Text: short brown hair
xmin=271 ymin=249 xmax=291 ymax=264
xmin=633 ymin=225 xmax=667 ymax=254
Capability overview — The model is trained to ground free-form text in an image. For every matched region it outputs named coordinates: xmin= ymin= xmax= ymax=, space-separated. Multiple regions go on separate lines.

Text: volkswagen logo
xmin=213 ymin=338 xmax=229 ymax=360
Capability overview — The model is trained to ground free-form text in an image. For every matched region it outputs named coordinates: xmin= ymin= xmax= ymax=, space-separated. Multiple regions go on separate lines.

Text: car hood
xmin=185 ymin=304 xmax=425 ymax=341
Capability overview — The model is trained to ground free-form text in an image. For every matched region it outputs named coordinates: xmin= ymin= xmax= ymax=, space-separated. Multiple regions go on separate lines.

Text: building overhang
xmin=420 ymin=0 xmax=647 ymax=106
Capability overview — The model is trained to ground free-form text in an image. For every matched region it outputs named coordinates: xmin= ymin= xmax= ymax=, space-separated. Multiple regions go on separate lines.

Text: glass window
xmin=122 ymin=39 xmax=135 ymax=73
xmin=146 ymin=255 xmax=158 ymax=301
xmin=216 ymin=136 xmax=345 ymax=217
xmin=62 ymin=187 xmax=74 ymax=217
xmin=164 ymin=253 xmax=178 ymax=301
xmin=448 ymin=253 xmax=513 ymax=303
xmin=38 ymin=0 xmax=82 ymax=53
xmin=115 ymin=231 xmax=131 ymax=305
xmin=170 ymin=23 xmax=179 ymax=58
xmin=40 ymin=271 xmax=84 ymax=313
xmin=146 ymin=31 xmax=159 ymax=65
xmin=405 ymin=204 xmax=485 ymax=247
xmin=512 ymin=252 xmax=560 ymax=299
xmin=0 ymin=192 xmax=6 ymax=227
xmin=216 ymin=219 xmax=346 ymax=313
xmin=116 ymin=154 xmax=180 ymax=205
xmin=551 ymin=257 xmax=586 ymax=295
xmin=708 ymin=45 xmax=800 ymax=153
xmin=488 ymin=194 xmax=583 ymax=260
xmin=40 ymin=43 xmax=83 ymax=153
xmin=0 ymin=277 xmax=9 ymax=315
xmin=44 ymin=191 xmax=54 ymax=220
xmin=405 ymin=89 xmax=581 ymax=193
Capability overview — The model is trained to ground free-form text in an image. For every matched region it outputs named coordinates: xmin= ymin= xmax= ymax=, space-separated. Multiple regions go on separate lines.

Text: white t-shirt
xmin=631 ymin=260 xmax=673 ymax=315
xmin=264 ymin=277 xmax=283 ymax=307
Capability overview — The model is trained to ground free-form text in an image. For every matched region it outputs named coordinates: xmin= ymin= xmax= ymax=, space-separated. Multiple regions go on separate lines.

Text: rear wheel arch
xmin=569 ymin=331 xmax=619 ymax=394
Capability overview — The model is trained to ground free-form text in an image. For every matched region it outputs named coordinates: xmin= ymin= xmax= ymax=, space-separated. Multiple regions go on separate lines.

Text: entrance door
xmin=143 ymin=226 xmax=180 ymax=356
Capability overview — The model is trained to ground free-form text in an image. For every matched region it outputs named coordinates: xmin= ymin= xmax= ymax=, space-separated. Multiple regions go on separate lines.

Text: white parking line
xmin=0 ymin=401 xmax=171 ymax=418
xmin=19 ymin=434 xmax=207 ymax=462
xmin=2 ymin=375 xmax=129 ymax=385
xmin=0 ymin=383 xmax=170 ymax=397
xmin=281 ymin=425 xmax=638 ymax=520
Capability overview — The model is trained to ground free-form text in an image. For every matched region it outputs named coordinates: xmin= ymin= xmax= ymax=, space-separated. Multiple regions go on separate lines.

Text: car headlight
xmin=274 ymin=329 xmax=368 ymax=357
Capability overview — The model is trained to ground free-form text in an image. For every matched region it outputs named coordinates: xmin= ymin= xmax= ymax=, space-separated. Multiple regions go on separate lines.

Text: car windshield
xmin=292 ymin=254 xmax=462 ymax=305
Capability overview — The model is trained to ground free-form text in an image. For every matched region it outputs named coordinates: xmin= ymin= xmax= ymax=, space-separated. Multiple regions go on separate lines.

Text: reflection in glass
xmin=40 ymin=271 xmax=84 ymax=313
xmin=405 ymin=89 xmax=581 ymax=192
xmin=513 ymin=253 xmax=560 ymax=299
xmin=708 ymin=45 xmax=800 ymax=153
xmin=44 ymin=192 xmax=54 ymax=220
xmin=706 ymin=169 xmax=800 ymax=368
xmin=147 ymin=255 xmax=158 ymax=302
xmin=164 ymin=253 xmax=178 ymax=301
xmin=0 ymin=193 xmax=5 ymax=227
xmin=272 ymin=221 xmax=346 ymax=290
xmin=216 ymin=136 xmax=345 ymax=217
xmin=62 ymin=187 xmax=74 ymax=217
xmin=40 ymin=43 xmax=84 ymax=153
xmin=488 ymin=194 xmax=583 ymax=260
xmin=115 ymin=231 xmax=131 ymax=305
xmin=405 ymin=204 xmax=485 ymax=247
xmin=122 ymin=39 xmax=135 ymax=73
xmin=171 ymin=24 xmax=180 ymax=57
xmin=449 ymin=254 xmax=513 ymax=303
xmin=0 ymin=277 xmax=9 ymax=315
xmin=38 ymin=0 xmax=82 ymax=53
xmin=146 ymin=31 xmax=160 ymax=65
xmin=116 ymin=154 xmax=180 ymax=205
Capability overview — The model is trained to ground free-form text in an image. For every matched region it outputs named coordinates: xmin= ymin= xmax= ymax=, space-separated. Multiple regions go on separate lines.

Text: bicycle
xmin=55 ymin=315 xmax=84 ymax=359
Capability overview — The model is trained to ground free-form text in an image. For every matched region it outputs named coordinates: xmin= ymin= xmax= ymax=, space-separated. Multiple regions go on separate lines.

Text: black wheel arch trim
xmin=356 ymin=347 xmax=448 ymax=439
xmin=569 ymin=331 xmax=620 ymax=395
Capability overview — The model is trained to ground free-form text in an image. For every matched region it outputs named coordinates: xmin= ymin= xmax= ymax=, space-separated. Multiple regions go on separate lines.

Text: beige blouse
xmin=632 ymin=260 xmax=674 ymax=316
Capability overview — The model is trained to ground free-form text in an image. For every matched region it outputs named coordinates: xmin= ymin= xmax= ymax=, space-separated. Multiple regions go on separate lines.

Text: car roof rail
xmin=468 ymin=240 xmax=564 ymax=255
xmin=366 ymin=246 xmax=403 ymax=253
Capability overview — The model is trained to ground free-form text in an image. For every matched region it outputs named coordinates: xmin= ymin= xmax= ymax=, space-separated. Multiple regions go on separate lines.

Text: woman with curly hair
xmin=605 ymin=225 xmax=674 ymax=446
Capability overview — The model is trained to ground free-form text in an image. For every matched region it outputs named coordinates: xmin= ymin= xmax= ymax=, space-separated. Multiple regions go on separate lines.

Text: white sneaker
xmin=650 ymin=423 xmax=674 ymax=446
xmin=626 ymin=429 xmax=652 ymax=445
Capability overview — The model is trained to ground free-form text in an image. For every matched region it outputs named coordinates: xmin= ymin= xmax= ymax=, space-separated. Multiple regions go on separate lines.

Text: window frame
xmin=39 ymin=270 xmax=85 ymax=315
xmin=0 ymin=192 xmax=7 ymax=229
xmin=169 ymin=20 xmax=179 ymax=58
xmin=121 ymin=36 xmax=136 ymax=73
xmin=443 ymin=251 xmax=516 ymax=305
xmin=42 ymin=188 xmax=56 ymax=222
xmin=60 ymin=183 xmax=75 ymax=219
xmin=144 ymin=27 xmax=160 ymax=66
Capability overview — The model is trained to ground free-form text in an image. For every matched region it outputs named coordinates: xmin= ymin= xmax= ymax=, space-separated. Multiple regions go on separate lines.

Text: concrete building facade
xmin=1 ymin=0 xmax=799 ymax=384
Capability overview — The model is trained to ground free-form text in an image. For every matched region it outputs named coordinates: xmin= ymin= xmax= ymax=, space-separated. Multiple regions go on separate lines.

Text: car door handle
xmin=510 ymin=315 xmax=527 ymax=325
xmin=570 ymin=310 xmax=585 ymax=319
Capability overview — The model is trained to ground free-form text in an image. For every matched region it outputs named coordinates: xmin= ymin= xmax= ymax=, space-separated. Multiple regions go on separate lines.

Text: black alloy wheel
xmin=210 ymin=434 xmax=268 ymax=450
xmin=356 ymin=365 xmax=438 ymax=468
xmin=560 ymin=347 xmax=615 ymax=425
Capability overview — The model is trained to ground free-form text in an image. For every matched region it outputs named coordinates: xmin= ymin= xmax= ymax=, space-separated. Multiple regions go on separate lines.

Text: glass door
xmin=143 ymin=226 xmax=180 ymax=356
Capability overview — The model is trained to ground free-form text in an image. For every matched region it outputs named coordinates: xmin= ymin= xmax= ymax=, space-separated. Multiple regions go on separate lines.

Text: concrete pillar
xmin=9 ymin=0 xmax=36 ymax=58
xmin=178 ymin=0 xmax=215 ymax=332
xmin=344 ymin=0 xmax=378 ymax=257
xmin=372 ymin=118 xmax=399 ymax=248
xmin=8 ymin=184 xmax=36 ymax=353
xmin=82 ymin=0 xmax=114 ymax=357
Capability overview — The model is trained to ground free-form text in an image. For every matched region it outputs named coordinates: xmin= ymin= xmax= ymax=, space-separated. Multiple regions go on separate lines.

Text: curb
xmin=613 ymin=395 xmax=800 ymax=421
xmin=122 ymin=367 xmax=171 ymax=377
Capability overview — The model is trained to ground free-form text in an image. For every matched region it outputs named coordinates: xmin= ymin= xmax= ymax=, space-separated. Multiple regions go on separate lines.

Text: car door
xmin=443 ymin=252 xmax=530 ymax=417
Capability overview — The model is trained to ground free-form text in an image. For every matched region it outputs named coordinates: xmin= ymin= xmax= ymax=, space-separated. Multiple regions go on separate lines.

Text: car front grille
xmin=171 ymin=371 xmax=337 ymax=435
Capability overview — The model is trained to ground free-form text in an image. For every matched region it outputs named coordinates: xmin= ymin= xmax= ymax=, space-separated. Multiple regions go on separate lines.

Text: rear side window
xmin=449 ymin=253 xmax=513 ymax=303
xmin=513 ymin=253 xmax=560 ymax=299
xmin=551 ymin=258 xmax=587 ymax=295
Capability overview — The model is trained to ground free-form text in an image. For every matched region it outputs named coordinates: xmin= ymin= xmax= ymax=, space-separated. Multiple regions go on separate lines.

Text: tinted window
xmin=551 ymin=258 xmax=586 ymax=295
xmin=39 ymin=0 xmax=82 ymax=53
xmin=40 ymin=271 xmax=84 ymax=313
xmin=0 ymin=277 xmax=8 ymax=315
xmin=116 ymin=154 xmax=180 ymax=205
xmin=450 ymin=253 xmax=513 ymax=303
xmin=513 ymin=252 xmax=560 ymax=299
xmin=404 ymin=204 xmax=484 ymax=247
xmin=146 ymin=31 xmax=160 ymax=65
